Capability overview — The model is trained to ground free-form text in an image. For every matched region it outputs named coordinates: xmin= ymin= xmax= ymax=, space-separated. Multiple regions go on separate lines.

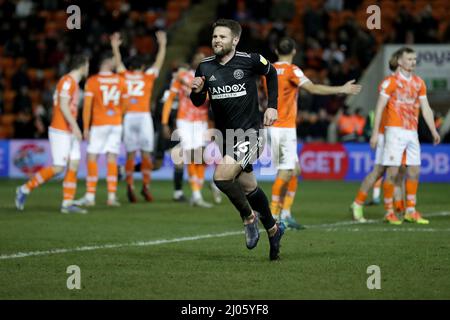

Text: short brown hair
xmin=389 ymin=47 xmax=415 ymax=71
xmin=212 ymin=19 xmax=242 ymax=38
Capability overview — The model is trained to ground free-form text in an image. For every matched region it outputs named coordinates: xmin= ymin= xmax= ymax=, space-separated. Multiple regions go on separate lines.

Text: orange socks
xmin=196 ymin=164 xmax=206 ymax=189
xmin=86 ymin=159 xmax=98 ymax=195
xmin=383 ymin=180 xmax=395 ymax=213
xmin=354 ymin=190 xmax=368 ymax=206
xmin=271 ymin=177 xmax=286 ymax=216
xmin=107 ymin=161 xmax=118 ymax=195
xmin=141 ymin=156 xmax=153 ymax=187
xmin=125 ymin=158 xmax=135 ymax=186
xmin=406 ymin=179 xmax=418 ymax=213
xmin=187 ymin=163 xmax=200 ymax=192
xmin=282 ymin=175 xmax=298 ymax=211
xmin=25 ymin=167 xmax=56 ymax=192
xmin=63 ymin=169 xmax=77 ymax=203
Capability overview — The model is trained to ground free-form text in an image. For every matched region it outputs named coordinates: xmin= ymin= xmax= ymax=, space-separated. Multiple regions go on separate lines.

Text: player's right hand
xmin=432 ymin=130 xmax=441 ymax=145
xmin=73 ymin=126 xmax=82 ymax=141
xmin=191 ymin=76 xmax=205 ymax=93
xmin=83 ymin=129 xmax=90 ymax=141
xmin=162 ymin=125 xmax=171 ymax=139
xmin=369 ymin=134 xmax=378 ymax=149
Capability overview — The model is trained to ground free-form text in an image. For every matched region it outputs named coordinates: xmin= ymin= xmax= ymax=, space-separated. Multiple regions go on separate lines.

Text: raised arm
xmin=147 ymin=31 xmax=167 ymax=74
xmin=110 ymin=32 xmax=126 ymax=73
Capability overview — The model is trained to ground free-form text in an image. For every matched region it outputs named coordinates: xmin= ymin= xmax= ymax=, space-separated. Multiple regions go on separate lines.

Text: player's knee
xmin=52 ymin=165 xmax=65 ymax=174
xmin=278 ymin=169 xmax=293 ymax=182
xmin=68 ymin=160 xmax=80 ymax=171
xmin=107 ymin=153 xmax=118 ymax=162
xmin=213 ymin=179 xmax=232 ymax=193
xmin=242 ymin=181 xmax=257 ymax=195
xmin=407 ymin=166 xmax=420 ymax=180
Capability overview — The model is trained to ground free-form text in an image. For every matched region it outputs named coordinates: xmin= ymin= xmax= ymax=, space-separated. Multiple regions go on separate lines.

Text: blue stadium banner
xmin=0 ymin=140 xmax=9 ymax=177
xmin=296 ymin=143 xmax=450 ymax=182
xmin=3 ymin=140 xmax=450 ymax=182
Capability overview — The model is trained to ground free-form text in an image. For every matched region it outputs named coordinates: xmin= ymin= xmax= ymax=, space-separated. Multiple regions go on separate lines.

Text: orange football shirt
xmin=84 ymin=72 xmax=128 ymax=127
xmin=120 ymin=69 xmax=157 ymax=113
xmin=379 ymin=72 xmax=427 ymax=131
xmin=50 ymin=74 xmax=79 ymax=132
xmin=162 ymin=69 xmax=209 ymax=124
xmin=272 ymin=62 xmax=310 ymax=128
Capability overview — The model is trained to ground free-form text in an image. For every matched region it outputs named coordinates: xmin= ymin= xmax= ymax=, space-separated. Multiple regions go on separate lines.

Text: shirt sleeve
xmin=84 ymin=77 xmax=94 ymax=97
xmin=190 ymin=65 xmax=207 ymax=106
xmin=291 ymin=66 xmax=311 ymax=87
xmin=145 ymin=67 xmax=159 ymax=77
xmin=379 ymin=77 xmax=396 ymax=98
xmin=250 ymin=53 xmax=271 ymax=75
xmin=60 ymin=78 xmax=74 ymax=98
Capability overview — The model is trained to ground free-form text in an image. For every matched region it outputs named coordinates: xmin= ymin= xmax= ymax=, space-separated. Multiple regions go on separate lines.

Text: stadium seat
xmin=29 ymin=90 xmax=41 ymax=108
xmin=3 ymin=90 xmax=16 ymax=112
xmin=43 ymin=69 xmax=56 ymax=82
xmin=144 ymin=12 xmax=158 ymax=26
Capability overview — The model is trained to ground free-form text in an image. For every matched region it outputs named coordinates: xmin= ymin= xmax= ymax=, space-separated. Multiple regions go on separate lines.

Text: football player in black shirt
xmin=190 ymin=19 xmax=283 ymax=260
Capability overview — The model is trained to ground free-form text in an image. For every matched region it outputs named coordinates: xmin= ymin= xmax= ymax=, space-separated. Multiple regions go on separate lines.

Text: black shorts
xmin=220 ymin=128 xmax=265 ymax=172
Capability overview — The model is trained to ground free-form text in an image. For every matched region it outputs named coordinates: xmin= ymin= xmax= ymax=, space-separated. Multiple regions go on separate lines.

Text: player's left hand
xmin=110 ymin=32 xmax=122 ymax=47
xmin=432 ymin=130 xmax=441 ymax=145
xmin=156 ymin=31 xmax=167 ymax=45
xmin=264 ymin=108 xmax=278 ymax=127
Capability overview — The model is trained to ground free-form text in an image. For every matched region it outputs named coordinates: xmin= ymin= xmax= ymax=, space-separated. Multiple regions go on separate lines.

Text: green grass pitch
xmin=0 ymin=179 xmax=449 ymax=299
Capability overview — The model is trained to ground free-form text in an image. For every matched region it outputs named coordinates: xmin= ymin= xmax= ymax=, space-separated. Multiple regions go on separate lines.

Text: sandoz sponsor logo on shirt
xmin=210 ymin=83 xmax=246 ymax=99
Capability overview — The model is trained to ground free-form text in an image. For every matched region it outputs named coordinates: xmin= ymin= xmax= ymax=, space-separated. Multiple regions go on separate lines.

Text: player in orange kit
xmin=371 ymin=47 xmax=440 ymax=224
xmin=268 ymin=37 xmax=361 ymax=229
xmin=162 ymin=53 xmax=214 ymax=208
xmin=15 ymin=55 xmax=89 ymax=213
xmin=110 ymin=31 xmax=167 ymax=203
xmin=75 ymin=52 xmax=128 ymax=207
xmin=351 ymin=55 xmax=407 ymax=223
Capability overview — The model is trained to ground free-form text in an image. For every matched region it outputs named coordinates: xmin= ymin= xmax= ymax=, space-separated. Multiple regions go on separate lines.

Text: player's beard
xmin=213 ymin=42 xmax=232 ymax=57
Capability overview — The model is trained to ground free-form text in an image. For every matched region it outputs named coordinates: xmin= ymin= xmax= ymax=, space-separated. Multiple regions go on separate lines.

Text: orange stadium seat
xmin=43 ymin=69 xmax=55 ymax=82
xmin=0 ymin=123 xmax=15 ymax=139
xmin=3 ymin=90 xmax=16 ymax=112
xmin=27 ymin=68 xmax=37 ymax=84
xmin=144 ymin=12 xmax=158 ymax=26
xmin=29 ymin=90 xmax=41 ymax=108
xmin=0 ymin=113 xmax=16 ymax=126
xmin=0 ymin=57 xmax=14 ymax=70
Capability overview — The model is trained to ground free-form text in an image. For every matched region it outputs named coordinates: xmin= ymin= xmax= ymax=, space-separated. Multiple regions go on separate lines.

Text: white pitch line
xmin=0 ymin=231 xmax=243 ymax=260
xmin=0 ymin=212 xmax=449 ymax=260
xmin=325 ymin=228 xmax=450 ymax=233
xmin=304 ymin=211 xmax=450 ymax=229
